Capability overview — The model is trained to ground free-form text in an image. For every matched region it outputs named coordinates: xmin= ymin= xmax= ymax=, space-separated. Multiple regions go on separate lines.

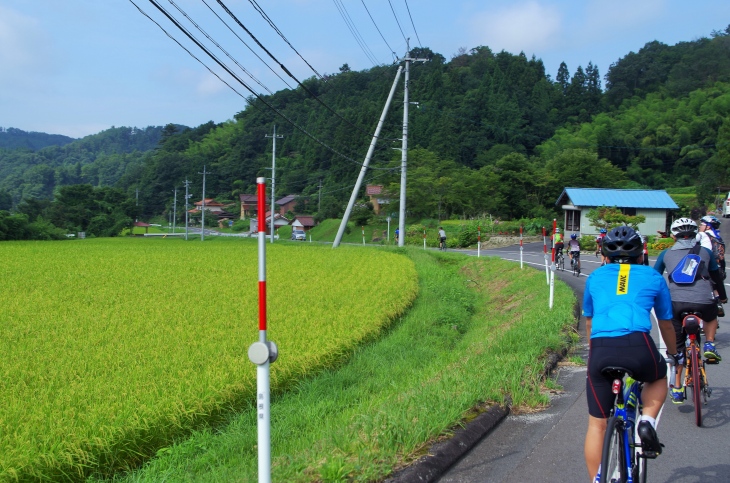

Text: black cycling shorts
xmin=670 ymin=301 xmax=717 ymax=354
xmin=586 ymin=332 xmax=667 ymax=418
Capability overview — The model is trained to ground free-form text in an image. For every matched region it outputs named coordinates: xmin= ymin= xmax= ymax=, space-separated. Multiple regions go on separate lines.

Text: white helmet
xmin=670 ymin=217 xmax=698 ymax=237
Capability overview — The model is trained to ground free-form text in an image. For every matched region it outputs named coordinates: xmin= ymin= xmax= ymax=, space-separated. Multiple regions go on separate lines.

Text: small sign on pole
xmin=543 ymin=227 xmax=549 ymax=285
xmin=477 ymin=225 xmax=481 ymax=258
xmin=549 ymin=219 xmax=557 ymax=309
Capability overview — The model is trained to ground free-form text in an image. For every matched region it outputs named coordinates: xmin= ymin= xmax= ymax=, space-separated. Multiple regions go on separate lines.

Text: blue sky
xmin=1 ymin=0 xmax=729 ymax=139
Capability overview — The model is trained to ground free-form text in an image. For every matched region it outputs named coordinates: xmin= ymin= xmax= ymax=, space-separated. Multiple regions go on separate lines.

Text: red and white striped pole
xmin=477 ymin=225 xmax=481 ymax=258
xmin=519 ymin=225 xmax=523 ymax=269
xmin=549 ymin=218 xmax=557 ymax=309
xmin=543 ymin=227 xmax=549 ymax=285
xmin=248 ymin=177 xmax=278 ymax=483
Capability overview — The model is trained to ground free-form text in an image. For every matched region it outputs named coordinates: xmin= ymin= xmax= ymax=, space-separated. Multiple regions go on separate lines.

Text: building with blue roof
xmin=555 ymin=188 xmax=678 ymax=237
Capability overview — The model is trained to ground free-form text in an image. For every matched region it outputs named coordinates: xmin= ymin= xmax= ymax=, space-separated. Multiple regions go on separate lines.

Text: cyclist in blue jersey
xmin=583 ymin=226 xmax=677 ymax=483
xmin=654 ymin=218 xmax=727 ymax=403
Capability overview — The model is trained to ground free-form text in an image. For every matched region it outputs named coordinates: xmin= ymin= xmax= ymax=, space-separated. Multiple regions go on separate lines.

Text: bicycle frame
xmin=598 ymin=372 xmax=646 ymax=483
xmin=680 ymin=313 xmax=711 ymax=426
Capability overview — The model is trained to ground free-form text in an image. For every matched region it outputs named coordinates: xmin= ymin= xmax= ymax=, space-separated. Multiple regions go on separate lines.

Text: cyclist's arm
xmin=653 ymin=250 xmax=666 ymax=274
xmin=658 ymin=319 xmax=676 ymax=355
xmin=710 ymin=268 xmax=727 ymax=300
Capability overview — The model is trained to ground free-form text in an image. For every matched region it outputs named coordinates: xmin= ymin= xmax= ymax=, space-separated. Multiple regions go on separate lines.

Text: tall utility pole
xmin=172 ymin=188 xmax=177 ymax=233
xmin=265 ymin=126 xmax=283 ymax=244
xmin=184 ymin=179 xmax=191 ymax=240
xmin=198 ymin=166 xmax=210 ymax=241
xmin=333 ymin=65 xmax=403 ymax=248
xmin=397 ymin=40 xmax=428 ymax=247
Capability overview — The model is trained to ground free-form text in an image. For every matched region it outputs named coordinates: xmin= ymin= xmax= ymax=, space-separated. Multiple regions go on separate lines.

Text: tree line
xmin=1 ymin=26 xmax=729 ymax=240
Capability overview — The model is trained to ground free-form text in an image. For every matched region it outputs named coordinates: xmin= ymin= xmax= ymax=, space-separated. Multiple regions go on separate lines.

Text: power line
xmin=386 ymin=0 xmax=408 ymax=45
xmin=137 ymin=0 xmax=368 ymax=169
xmin=246 ymin=0 xmax=325 ymax=80
xmin=167 ymin=0 xmax=274 ymax=95
xmin=361 ymin=0 xmax=398 ymax=62
xmin=403 ymin=0 xmax=423 ymax=49
xmin=199 ymin=0 xmax=294 ymax=90
xmin=215 ymin=0 xmax=398 ymax=143
xmin=332 ymin=0 xmax=380 ymax=66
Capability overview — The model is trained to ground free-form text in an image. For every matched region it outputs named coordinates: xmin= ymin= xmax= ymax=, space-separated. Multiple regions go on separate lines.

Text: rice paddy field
xmin=0 ymin=237 xmax=418 ymax=482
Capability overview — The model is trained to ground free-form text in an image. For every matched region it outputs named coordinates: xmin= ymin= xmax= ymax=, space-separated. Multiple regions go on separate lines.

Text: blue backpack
xmin=669 ymin=244 xmax=704 ymax=284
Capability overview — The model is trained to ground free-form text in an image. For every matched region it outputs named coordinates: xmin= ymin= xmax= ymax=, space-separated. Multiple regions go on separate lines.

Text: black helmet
xmin=602 ymin=226 xmax=643 ymax=262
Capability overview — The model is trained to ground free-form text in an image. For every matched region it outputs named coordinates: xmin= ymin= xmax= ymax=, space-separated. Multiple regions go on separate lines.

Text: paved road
xmin=438 ymin=235 xmax=730 ymax=483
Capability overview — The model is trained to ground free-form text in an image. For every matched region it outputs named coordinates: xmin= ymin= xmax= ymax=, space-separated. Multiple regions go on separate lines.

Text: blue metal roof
xmin=556 ymin=188 xmax=679 ymax=209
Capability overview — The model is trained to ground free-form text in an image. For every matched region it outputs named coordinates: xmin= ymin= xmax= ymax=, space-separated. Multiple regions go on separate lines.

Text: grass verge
xmin=96 ymin=248 xmax=576 ymax=482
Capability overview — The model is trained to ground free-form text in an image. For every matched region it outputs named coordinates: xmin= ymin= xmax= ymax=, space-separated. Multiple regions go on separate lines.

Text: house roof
xmin=276 ymin=194 xmax=298 ymax=205
xmin=294 ymin=215 xmax=316 ymax=227
xmin=239 ymin=194 xmax=258 ymax=203
xmin=194 ymin=198 xmax=224 ymax=207
xmin=556 ymin=188 xmax=678 ymax=209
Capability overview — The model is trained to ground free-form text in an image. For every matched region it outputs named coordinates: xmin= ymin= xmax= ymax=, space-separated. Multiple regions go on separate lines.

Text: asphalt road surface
xmin=438 ymin=232 xmax=730 ymax=483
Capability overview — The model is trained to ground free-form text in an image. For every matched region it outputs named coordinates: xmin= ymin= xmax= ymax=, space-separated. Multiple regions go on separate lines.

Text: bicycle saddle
xmin=601 ymin=366 xmax=633 ymax=380
xmin=681 ymin=313 xmax=702 ymax=336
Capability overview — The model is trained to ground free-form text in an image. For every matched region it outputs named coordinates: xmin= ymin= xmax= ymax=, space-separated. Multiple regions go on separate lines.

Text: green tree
xmin=586 ymin=206 xmax=646 ymax=230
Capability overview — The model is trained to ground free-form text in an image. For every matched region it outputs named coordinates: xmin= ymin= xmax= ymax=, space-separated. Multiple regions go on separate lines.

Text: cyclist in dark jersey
xmin=583 ymin=226 xmax=677 ymax=482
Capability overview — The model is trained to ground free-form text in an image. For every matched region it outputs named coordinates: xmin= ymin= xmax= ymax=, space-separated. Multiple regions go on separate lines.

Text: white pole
xmin=362 ymin=226 xmax=365 ymax=245
xmin=477 ymin=225 xmax=481 ymax=258
xmin=172 ymin=189 xmax=177 ymax=233
xmin=543 ymin=227 xmax=549 ymax=285
xmin=549 ymin=219 xmax=557 ymax=309
xmin=398 ymin=46 xmax=410 ymax=248
xmin=423 ymin=229 xmax=426 ymax=250
xmin=333 ymin=66 xmax=403 ymax=248
xmin=520 ymin=226 xmax=523 ymax=269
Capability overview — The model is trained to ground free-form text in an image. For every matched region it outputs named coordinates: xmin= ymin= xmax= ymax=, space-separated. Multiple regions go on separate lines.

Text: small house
xmin=556 ymin=188 xmax=679 ymax=238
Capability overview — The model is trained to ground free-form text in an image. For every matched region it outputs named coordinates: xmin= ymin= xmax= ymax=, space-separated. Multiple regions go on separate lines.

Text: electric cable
xmin=386 ymin=0 xmax=408 ymax=45
xmin=246 ymin=0 xmax=325 ymax=80
xmin=215 ymin=0 xmax=400 ymax=143
xmin=200 ymin=0 xmax=294 ymax=90
xmin=403 ymin=0 xmax=423 ymax=48
xmin=361 ymin=0 xmax=398 ymax=62
xmin=167 ymin=0 xmax=274 ymax=95
xmin=138 ymin=0 xmax=372 ymax=170
xmin=332 ymin=0 xmax=380 ymax=66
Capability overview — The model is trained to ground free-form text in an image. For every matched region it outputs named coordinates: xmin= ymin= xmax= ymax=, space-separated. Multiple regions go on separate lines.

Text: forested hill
xmin=2 ymin=26 xmax=730 ymax=223
xmin=0 ymin=127 xmax=76 ymax=150
xmin=0 ymin=125 xmax=184 ymax=204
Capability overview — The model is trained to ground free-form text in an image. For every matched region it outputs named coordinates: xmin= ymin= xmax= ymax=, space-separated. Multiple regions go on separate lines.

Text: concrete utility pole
xmin=198 ymin=166 xmax=210 ymax=241
xmin=397 ymin=40 xmax=428 ymax=247
xmin=265 ymin=126 xmax=284 ymax=244
xmin=184 ymin=179 xmax=191 ymax=240
xmin=333 ymin=65 xmax=404 ymax=248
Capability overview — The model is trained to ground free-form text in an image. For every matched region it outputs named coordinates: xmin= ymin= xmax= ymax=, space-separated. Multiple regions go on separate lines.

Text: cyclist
xmin=595 ymin=228 xmax=607 ymax=264
xmin=438 ymin=226 xmax=446 ymax=250
xmin=567 ymin=233 xmax=581 ymax=268
xmin=698 ymin=215 xmax=726 ymax=316
xmin=583 ymin=226 xmax=677 ymax=483
xmin=654 ymin=218 xmax=727 ymax=403
xmin=553 ymin=228 xmax=564 ymax=259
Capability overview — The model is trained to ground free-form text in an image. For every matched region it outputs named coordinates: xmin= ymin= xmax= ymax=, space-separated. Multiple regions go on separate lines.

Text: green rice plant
xmin=0 ymin=238 xmax=418 ymax=482
xmin=104 ymin=249 xmax=576 ymax=482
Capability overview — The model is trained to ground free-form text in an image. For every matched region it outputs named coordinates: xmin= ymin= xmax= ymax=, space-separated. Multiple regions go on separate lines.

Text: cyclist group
xmin=561 ymin=216 xmax=727 ymax=482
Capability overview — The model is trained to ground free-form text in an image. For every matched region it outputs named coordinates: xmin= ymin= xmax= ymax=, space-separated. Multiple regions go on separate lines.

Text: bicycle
xmin=556 ymin=250 xmax=565 ymax=271
xmin=678 ymin=312 xmax=713 ymax=427
xmin=439 ymin=237 xmax=446 ymax=251
xmin=597 ymin=367 xmax=656 ymax=483
xmin=570 ymin=251 xmax=581 ymax=276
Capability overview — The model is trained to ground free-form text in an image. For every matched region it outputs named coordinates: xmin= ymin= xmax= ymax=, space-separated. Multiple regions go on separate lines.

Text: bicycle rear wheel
xmin=600 ymin=416 xmax=627 ymax=483
xmin=689 ymin=344 xmax=702 ymax=426
xmin=632 ymin=452 xmax=647 ymax=483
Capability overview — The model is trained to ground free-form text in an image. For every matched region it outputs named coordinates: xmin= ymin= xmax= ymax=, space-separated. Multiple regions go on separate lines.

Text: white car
xmin=291 ymin=229 xmax=306 ymax=241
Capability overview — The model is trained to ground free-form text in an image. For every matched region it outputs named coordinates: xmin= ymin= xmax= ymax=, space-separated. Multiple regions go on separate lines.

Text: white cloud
xmin=197 ymin=72 xmax=229 ymax=96
xmin=0 ymin=6 xmax=54 ymax=85
xmin=468 ymin=1 xmax=562 ymax=55
xmin=582 ymin=0 xmax=667 ymax=36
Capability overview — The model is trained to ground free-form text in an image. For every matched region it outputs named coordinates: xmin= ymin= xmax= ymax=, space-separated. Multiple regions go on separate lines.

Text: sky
xmin=1 ymin=0 xmax=729 ymax=139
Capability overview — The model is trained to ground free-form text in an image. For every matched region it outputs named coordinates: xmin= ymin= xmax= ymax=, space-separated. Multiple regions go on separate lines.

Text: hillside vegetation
xmin=1 ymin=26 xmax=730 ymax=237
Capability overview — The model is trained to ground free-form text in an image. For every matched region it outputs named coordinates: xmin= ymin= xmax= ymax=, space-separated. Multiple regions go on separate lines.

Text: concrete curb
xmin=384 ymin=404 xmax=510 ymax=483
xmin=384 ymin=299 xmax=581 ymax=483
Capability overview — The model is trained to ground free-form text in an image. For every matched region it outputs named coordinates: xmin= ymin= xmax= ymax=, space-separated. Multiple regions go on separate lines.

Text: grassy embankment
xmin=98 ymin=248 xmax=577 ymax=482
